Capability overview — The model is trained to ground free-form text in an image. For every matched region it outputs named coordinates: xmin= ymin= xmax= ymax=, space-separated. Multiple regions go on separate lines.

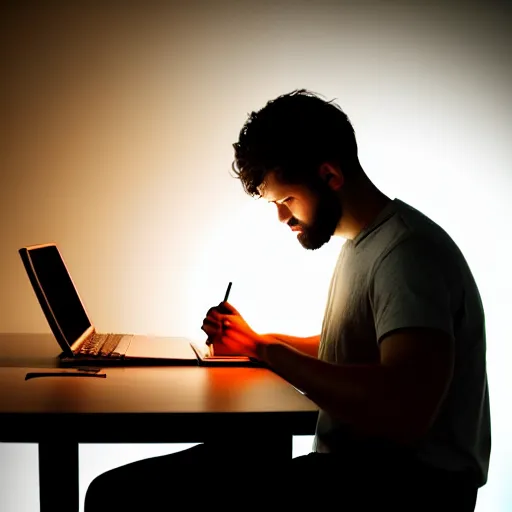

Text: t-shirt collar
xmin=352 ymin=198 xmax=400 ymax=246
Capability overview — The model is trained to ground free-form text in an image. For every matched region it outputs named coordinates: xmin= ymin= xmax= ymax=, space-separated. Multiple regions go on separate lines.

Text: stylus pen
xmin=209 ymin=281 xmax=233 ymax=357
xmin=223 ymin=281 xmax=232 ymax=302
xmin=25 ymin=372 xmax=107 ymax=381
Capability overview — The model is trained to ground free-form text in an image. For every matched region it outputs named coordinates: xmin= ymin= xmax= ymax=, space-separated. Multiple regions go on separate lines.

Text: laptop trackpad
xmin=125 ymin=336 xmax=197 ymax=360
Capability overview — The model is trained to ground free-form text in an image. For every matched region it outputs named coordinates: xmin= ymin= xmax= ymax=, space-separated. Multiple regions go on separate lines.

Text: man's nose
xmin=276 ymin=203 xmax=292 ymax=224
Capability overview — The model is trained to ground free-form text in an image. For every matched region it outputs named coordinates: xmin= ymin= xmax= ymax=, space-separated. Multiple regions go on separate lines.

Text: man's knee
xmin=84 ymin=473 xmax=114 ymax=511
xmin=85 ymin=471 xmax=147 ymax=511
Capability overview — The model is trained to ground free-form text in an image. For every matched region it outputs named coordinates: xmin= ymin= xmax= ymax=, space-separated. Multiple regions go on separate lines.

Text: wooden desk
xmin=0 ymin=334 xmax=319 ymax=512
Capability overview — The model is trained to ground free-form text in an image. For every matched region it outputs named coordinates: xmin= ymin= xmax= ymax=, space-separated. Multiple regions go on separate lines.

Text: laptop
xmin=19 ymin=243 xmax=261 ymax=367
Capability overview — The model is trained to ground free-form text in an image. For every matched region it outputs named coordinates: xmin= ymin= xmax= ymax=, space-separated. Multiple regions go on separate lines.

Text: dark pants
xmin=84 ymin=441 xmax=478 ymax=511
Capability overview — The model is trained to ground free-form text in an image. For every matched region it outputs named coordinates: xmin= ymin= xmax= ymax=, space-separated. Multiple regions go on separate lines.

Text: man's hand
xmin=201 ymin=301 xmax=266 ymax=357
xmin=201 ymin=302 xmax=268 ymax=358
xmin=200 ymin=301 xmax=232 ymax=343
xmin=218 ymin=313 xmax=270 ymax=359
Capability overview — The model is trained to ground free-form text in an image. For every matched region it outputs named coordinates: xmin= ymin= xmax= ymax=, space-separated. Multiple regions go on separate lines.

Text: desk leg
xmin=39 ymin=442 xmax=78 ymax=512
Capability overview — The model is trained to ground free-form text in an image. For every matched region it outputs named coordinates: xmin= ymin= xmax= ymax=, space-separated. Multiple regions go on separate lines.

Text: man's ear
xmin=318 ymin=163 xmax=344 ymax=190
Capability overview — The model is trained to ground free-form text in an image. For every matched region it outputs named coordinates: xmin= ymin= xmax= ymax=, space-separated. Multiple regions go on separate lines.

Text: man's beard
xmin=290 ymin=186 xmax=342 ymax=250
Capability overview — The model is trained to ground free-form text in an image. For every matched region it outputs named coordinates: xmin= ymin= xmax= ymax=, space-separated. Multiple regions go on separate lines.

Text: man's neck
xmin=335 ymin=179 xmax=392 ymax=240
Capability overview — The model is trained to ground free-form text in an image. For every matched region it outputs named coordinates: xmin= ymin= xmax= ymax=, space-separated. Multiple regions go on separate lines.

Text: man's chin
xmin=297 ymin=232 xmax=330 ymax=251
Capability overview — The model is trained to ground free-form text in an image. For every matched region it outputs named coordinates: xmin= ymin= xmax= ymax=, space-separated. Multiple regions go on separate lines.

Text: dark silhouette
xmin=85 ymin=90 xmax=489 ymax=511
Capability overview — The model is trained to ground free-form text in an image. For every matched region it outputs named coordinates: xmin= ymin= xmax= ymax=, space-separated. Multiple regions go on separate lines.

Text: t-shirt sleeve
xmin=370 ymin=236 xmax=454 ymax=343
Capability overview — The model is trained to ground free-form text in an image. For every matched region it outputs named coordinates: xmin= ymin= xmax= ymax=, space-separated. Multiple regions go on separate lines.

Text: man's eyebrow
xmin=259 ymin=190 xmax=276 ymax=203
xmin=268 ymin=196 xmax=289 ymax=205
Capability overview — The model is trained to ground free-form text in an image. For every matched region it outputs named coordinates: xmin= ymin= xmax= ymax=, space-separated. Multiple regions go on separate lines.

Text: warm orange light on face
xmin=275 ymin=202 xmax=293 ymax=224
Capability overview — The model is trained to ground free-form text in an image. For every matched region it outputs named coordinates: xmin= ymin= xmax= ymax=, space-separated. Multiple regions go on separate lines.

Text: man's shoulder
xmin=355 ymin=199 xmax=464 ymax=279
xmin=362 ymin=199 xmax=455 ymax=251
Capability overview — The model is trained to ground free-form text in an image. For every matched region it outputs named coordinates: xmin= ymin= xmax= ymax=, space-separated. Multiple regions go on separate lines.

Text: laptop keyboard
xmin=79 ymin=333 xmax=124 ymax=357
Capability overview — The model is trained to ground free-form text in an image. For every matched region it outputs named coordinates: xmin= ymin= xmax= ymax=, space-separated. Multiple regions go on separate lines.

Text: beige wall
xmin=1 ymin=2 xmax=511 ymax=510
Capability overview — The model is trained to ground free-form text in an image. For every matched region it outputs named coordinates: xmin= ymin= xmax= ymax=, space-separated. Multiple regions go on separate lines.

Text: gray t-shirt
xmin=314 ymin=198 xmax=491 ymax=486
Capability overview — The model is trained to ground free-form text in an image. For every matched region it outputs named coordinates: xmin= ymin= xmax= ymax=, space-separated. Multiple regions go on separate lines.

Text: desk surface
xmin=0 ymin=333 xmax=319 ymax=442
xmin=0 ymin=334 xmax=319 ymax=512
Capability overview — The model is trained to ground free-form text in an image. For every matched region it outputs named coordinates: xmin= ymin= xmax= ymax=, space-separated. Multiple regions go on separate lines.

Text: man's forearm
xmin=257 ymin=341 xmax=427 ymax=443
xmin=264 ymin=333 xmax=320 ymax=358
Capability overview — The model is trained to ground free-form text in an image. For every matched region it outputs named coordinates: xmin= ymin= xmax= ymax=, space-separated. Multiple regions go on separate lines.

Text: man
xmin=85 ymin=90 xmax=490 ymax=511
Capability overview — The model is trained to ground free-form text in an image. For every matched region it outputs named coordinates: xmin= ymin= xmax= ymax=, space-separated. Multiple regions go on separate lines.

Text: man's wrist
xmin=255 ymin=335 xmax=274 ymax=363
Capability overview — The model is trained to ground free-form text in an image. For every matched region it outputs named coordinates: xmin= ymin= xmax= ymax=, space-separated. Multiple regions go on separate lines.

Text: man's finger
xmin=206 ymin=306 xmax=223 ymax=318
xmin=217 ymin=301 xmax=239 ymax=315
xmin=201 ymin=325 xmax=216 ymax=336
xmin=201 ymin=321 xmax=219 ymax=338
xmin=202 ymin=317 xmax=219 ymax=328
xmin=219 ymin=315 xmax=243 ymax=331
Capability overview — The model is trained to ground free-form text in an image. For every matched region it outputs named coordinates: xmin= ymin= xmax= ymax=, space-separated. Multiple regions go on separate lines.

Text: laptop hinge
xmin=70 ymin=326 xmax=95 ymax=353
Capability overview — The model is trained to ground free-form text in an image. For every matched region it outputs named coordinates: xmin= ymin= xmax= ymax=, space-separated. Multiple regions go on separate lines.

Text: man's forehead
xmin=258 ymin=171 xmax=285 ymax=201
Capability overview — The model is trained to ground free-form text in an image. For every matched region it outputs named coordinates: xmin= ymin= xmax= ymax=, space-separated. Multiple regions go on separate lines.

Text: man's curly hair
xmin=232 ymin=89 xmax=359 ymax=197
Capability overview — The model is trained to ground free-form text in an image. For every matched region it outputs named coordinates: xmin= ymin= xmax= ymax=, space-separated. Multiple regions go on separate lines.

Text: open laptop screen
xmin=26 ymin=245 xmax=91 ymax=347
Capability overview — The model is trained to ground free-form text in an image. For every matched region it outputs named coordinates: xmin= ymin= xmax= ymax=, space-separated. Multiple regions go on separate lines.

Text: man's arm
xmin=257 ymin=327 xmax=454 ymax=444
xmin=263 ymin=333 xmax=320 ymax=358
xmin=201 ymin=303 xmax=320 ymax=357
